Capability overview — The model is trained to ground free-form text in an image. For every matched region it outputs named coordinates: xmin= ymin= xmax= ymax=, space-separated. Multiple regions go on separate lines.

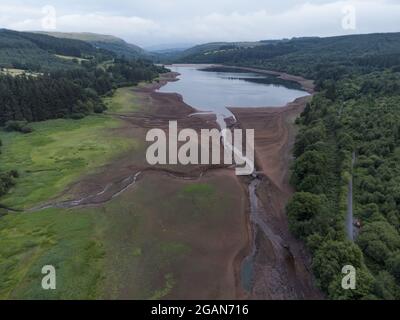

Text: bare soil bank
xmin=231 ymin=99 xmax=323 ymax=299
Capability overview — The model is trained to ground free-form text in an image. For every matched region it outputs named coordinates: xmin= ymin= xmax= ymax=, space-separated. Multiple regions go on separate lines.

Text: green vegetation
xmin=178 ymin=33 xmax=400 ymax=78
xmin=0 ymin=208 xmax=105 ymax=299
xmin=4 ymin=27 xmax=400 ymax=300
xmin=0 ymin=173 xmax=240 ymax=299
xmin=0 ymin=115 xmax=137 ymax=209
xmin=289 ymin=70 xmax=400 ymax=299
xmin=4 ymin=121 xmax=33 ymax=134
xmin=39 ymin=32 xmax=147 ymax=59
xmin=178 ymin=184 xmax=217 ymax=217
xmin=0 ymin=68 xmax=41 ymax=77
xmin=0 ymin=27 xmax=247 ymax=300
xmin=0 ymin=29 xmax=96 ymax=71
xmin=0 ymin=170 xmax=18 ymax=200
xmin=55 ymin=54 xmax=89 ymax=64
xmin=0 ymin=87 xmax=139 ymax=299
xmin=150 ymin=274 xmax=176 ymax=300
xmin=0 ymin=29 xmax=166 ymax=126
xmin=0 ymin=29 xmax=165 ymax=209
xmin=0 ymin=57 xmax=165 ymax=125
xmin=0 ymin=135 xmax=18 ymax=201
xmin=160 ymin=41 xmax=268 ymax=63
xmin=103 ymin=87 xmax=140 ymax=113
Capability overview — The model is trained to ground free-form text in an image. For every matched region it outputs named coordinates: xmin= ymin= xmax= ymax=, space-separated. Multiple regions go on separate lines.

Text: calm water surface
xmin=158 ymin=65 xmax=309 ymax=127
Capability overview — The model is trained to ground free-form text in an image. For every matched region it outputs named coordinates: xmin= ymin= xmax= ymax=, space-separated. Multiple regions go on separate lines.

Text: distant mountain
xmin=37 ymin=32 xmax=147 ymax=59
xmin=144 ymin=43 xmax=195 ymax=53
xmin=153 ymin=41 xmax=267 ymax=63
xmin=180 ymin=41 xmax=265 ymax=57
xmin=0 ymin=29 xmax=97 ymax=71
xmin=177 ymin=33 xmax=400 ymax=77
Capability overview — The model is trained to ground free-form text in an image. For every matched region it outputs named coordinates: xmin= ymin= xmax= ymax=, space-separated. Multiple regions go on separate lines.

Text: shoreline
xmin=167 ymin=63 xmax=315 ymax=94
xmin=154 ymin=68 xmax=322 ymax=299
xmin=223 ymin=65 xmax=315 ymax=94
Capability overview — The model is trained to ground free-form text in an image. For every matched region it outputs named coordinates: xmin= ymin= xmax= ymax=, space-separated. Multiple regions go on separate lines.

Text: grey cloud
xmin=0 ymin=0 xmax=399 ymax=46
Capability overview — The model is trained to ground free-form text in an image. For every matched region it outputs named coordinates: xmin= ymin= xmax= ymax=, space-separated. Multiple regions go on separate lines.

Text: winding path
xmin=346 ymin=152 xmax=356 ymax=241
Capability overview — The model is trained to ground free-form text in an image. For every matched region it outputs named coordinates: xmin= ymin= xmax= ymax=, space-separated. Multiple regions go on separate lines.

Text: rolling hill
xmin=38 ymin=32 xmax=147 ymax=59
xmin=0 ymin=28 xmax=165 ymax=125
xmin=177 ymin=33 xmax=400 ymax=78
xmin=0 ymin=28 xmax=97 ymax=71
xmin=159 ymin=41 xmax=267 ymax=62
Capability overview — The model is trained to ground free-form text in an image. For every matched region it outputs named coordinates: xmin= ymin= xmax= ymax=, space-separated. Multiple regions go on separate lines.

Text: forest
xmin=288 ymin=62 xmax=400 ymax=299
xmin=0 ymin=59 xmax=164 ymax=125
xmin=0 ymin=29 xmax=99 ymax=71
xmin=178 ymin=33 xmax=400 ymax=78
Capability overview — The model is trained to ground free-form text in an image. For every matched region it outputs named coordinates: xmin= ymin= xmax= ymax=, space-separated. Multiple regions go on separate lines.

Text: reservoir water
xmin=158 ymin=64 xmax=309 ymax=126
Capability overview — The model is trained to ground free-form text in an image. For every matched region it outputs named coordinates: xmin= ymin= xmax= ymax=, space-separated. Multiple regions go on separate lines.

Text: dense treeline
xmin=6 ymin=30 xmax=97 ymax=57
xmin=0 ymin=74 xmax=98 ymax=124
xmin=0 ymin=29 xmax=99 ymax=71
xmin=0 ymin=58 xmax=164 ymax=125
xmin=38 ymin=31 xmax=147 ymax=59
xmin=179 ymin=33 xmax=400 ymax=80
xmin=181 ymin=42 xmax=298 ymax=64
xmin=289 ymin=70 xmax=400 ymax=299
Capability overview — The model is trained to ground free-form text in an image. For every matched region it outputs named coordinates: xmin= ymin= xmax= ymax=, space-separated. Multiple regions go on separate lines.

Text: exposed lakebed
xmin=158 ymin=65 xmax=311 ymax=294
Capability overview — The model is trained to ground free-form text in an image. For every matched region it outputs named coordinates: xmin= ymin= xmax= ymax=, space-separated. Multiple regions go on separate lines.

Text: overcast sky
xmin=0 ymin=0 xmax=399 ymax=47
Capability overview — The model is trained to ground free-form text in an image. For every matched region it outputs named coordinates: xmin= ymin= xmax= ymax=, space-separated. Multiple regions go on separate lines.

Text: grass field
xmin=98 ymin=60 xmax=115 ymax=71
xmin=103 ymin=87 xmax=140 ymax=113
xmin=0 ymin=172 xmax=246 ymax=299
xmin=0 ymin=115 xmax=137 ymax=210
xmin=0 ymin=208 xmax=105 ymax=299
xmin=55 ymin=54 xmax=89 ymax=64
xmin=0 ymin=85 xmax=247 ymax=300
xmin=0 ymin=68 xmax=41 ymax=77
xmin=0 ymin=91 xmax=141 ymax=299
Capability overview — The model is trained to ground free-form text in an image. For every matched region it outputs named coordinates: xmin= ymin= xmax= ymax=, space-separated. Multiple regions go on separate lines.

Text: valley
xmin=0 ymin=64 xmax=320 ymax=299
xmin=1 ymin=23 xmax=400 ymax=301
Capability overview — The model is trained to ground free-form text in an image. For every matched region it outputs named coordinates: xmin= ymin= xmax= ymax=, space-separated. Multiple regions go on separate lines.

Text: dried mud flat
xmin=40 ymin=71 xmax=322 ymax=299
